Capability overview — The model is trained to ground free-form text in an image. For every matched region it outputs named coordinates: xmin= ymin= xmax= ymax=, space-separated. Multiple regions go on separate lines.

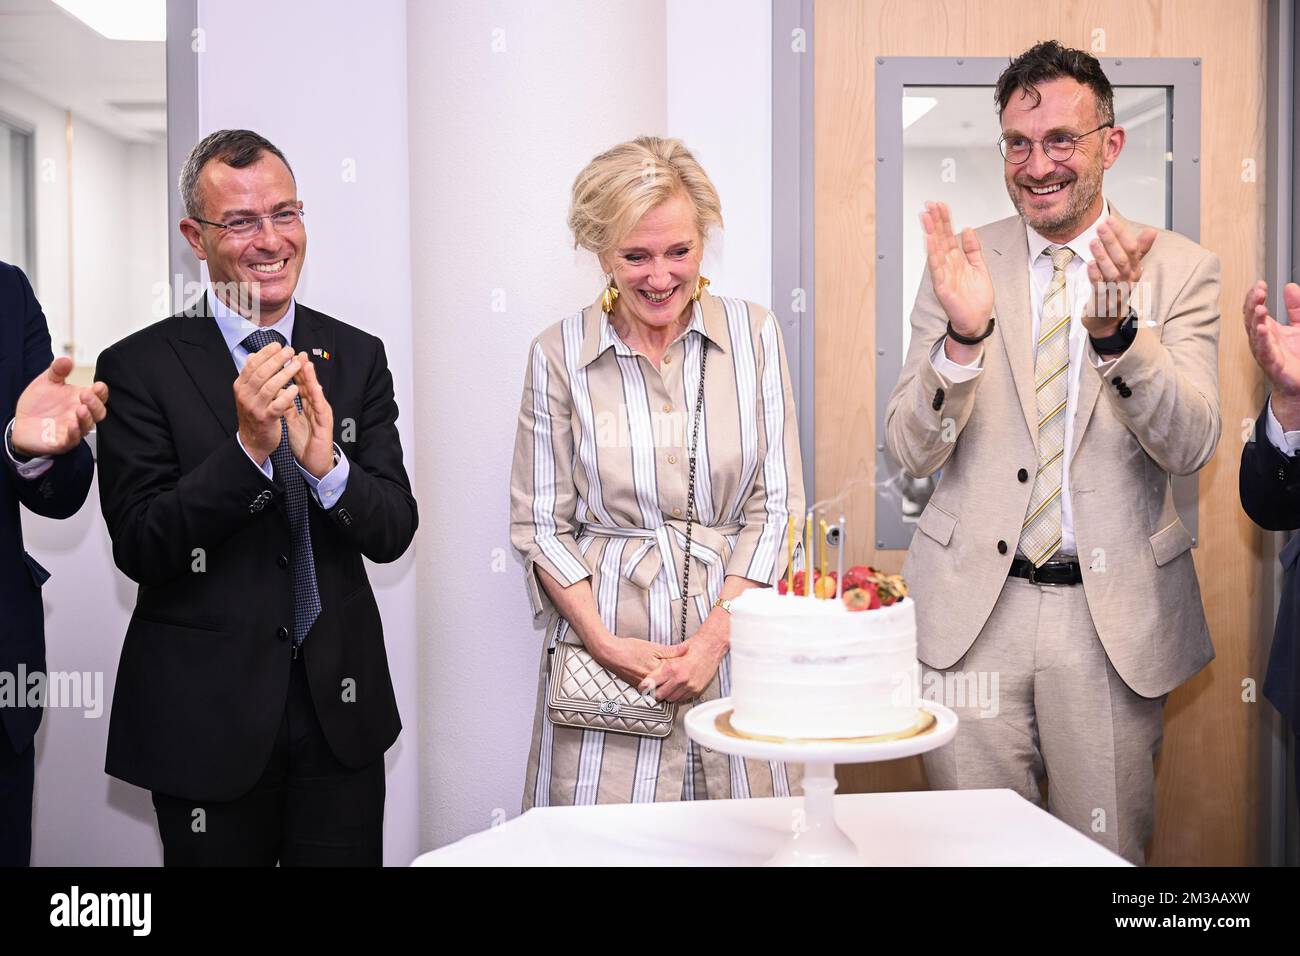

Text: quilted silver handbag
xmin=546 ymin=343 xmax=708 ymax=738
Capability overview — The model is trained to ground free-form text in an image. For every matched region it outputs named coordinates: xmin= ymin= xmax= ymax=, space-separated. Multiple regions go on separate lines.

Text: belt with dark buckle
xmin=1009 ymin=556 xmax=1082 ymax=586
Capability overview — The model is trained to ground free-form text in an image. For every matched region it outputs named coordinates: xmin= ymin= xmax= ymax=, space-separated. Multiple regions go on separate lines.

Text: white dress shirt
xmin=1266 ymin=400 xmax=1300 ymax=456
xmin=929 ymin=202 xmax=1119 ymax=557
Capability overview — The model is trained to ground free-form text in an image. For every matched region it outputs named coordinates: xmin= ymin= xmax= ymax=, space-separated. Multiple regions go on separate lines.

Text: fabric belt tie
xmin=579 ymin=521 xmax=741 ymax=598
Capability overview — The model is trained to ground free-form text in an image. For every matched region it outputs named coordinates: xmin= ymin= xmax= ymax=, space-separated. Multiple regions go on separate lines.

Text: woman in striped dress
xmin=510 ymin=137 xmax=805 ymax=808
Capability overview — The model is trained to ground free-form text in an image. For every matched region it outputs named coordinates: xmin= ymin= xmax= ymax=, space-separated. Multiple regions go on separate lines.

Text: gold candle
xmin=836 ymin=515 xmax=846 ymax=598
xmin=819 ymin=519 xmax=829 ymax=598
xmin=805 ymin=509 xmax=814 ymax=600
xmin=786 ymin=515 xmax=795 ymax=595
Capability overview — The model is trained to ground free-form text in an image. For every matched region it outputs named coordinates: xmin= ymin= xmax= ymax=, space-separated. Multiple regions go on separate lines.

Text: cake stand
xmin=685 ymin=697 xmax=957 ymax=866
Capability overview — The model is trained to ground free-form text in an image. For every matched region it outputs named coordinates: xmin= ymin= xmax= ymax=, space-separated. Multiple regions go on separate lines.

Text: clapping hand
xmin=921 ymin=201 xmax=994 ymax=348
xmin=11 ymin=356 xmax=108 ymax=457
xmin=233 ymin=342 xmax=301 ymax=464
xmin=1244 ymin=281 xmax=1300 ymax=430
xmin=284 ymin=354 xmax=335 ymax=479
xmin=1084 ymin=216 xmax=1157 ymax=337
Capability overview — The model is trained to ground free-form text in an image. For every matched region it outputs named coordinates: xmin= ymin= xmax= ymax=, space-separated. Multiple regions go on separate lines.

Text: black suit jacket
xmin=0 ymin=262 xmax=95 ymax=752
xmin=1240 ymin=402 xmax=1300 ymax=728
xmin=94 ymin=296 xmax=416 ymax=800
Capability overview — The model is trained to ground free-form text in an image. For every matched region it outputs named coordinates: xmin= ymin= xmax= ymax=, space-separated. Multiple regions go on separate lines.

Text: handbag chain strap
xmin=678 ymin=339 xmax=708 ymax=645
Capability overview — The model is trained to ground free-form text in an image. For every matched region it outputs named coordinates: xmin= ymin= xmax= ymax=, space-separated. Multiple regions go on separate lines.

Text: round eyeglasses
xmin=998 ymin=125 xmax=1110 ymax=164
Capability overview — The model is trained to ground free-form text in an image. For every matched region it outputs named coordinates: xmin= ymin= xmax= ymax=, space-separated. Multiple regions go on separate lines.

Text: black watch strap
xmin=946 ymin=317 xmax=996 ymax=346
xmin=1089 ymin=311 xmax=1139 ymax=356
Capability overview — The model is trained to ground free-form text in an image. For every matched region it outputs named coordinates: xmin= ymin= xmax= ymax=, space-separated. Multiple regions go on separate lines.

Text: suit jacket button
xmin=1119 ymin=386 xmax=1132 ymax=398
xmin=276 ymin=626 xmax=289 ymax=641
xmin=1279 ymin=466 xmax=1288 ymax=481
xmin=1017 ymin=468 xmax=1028 ymax=483
xmin=932 ymin=388 xmax=945 ymax=410
xmin=1111 ymin=375 xmax=1123 ymax=386
xmin=277 ymin=554 xmax=289 ymax=569
xmin=997 ymin=540 xmax=1008 ymax=555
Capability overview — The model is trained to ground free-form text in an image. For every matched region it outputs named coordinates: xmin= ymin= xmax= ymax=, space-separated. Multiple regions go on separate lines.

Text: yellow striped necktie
xmin=1019 ymin=245 xmax=1074 ymax=567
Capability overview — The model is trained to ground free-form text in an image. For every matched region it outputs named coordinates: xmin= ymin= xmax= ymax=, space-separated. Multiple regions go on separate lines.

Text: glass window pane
xmin=901 ymin=85 xmax=1170 ymax=358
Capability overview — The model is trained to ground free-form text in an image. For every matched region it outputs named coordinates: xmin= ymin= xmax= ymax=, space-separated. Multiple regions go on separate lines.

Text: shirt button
xmin=672 ymin=507 xmax=682 ymax=517
xmin=663 ymin=354 xmax=672 ymax=364
xmin=277 ymin=554 xmax=289 ymax=568
xmin=997 ymin=540 xmax=1008 ymax=555
xmin=662 ymin=403 xmax=673 ymax=413
xmin=276 ymin=626 xmax=290 ymax=641
xmin=668 ymin=454 xmax=678 ymax=464
xmin=1017 ymin=468 xmax=1028 ymax=483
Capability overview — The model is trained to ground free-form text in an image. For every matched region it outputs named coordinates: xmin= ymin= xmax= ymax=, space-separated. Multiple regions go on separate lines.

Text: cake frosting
xmin=727 ymin=587 xmax=920 ymax=739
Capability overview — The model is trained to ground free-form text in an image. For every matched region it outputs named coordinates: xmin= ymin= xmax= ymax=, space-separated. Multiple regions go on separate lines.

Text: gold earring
xmin=692 ymin=275 xmax=711 ymax=301
xmin=601 ymin=274 xmax=620 ymax=314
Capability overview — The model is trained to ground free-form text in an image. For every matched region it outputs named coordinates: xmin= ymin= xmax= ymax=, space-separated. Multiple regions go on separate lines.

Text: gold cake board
xmin=715 ymin=708 xmax=937 ymax=745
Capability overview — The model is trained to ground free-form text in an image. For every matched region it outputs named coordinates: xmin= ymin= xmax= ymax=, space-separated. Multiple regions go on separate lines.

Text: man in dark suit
xmin=1241 ymin=280 xmax=1300 ymax=797
xmin=2 ymin=260 xmax=107 ymax=866
xmin=94 ymin=129 xmax=417 ymax=865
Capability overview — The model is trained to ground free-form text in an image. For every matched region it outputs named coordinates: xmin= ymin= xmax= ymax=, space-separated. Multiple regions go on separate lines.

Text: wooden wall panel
xmin=815 ymin=0 xmax=1267 ymax=865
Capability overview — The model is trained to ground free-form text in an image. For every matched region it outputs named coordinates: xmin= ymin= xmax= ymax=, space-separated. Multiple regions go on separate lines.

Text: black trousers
xmin=0 ymin=728 xmax=34 ymax=867
xmin=152 ymin=648 xmax=384 ymax=866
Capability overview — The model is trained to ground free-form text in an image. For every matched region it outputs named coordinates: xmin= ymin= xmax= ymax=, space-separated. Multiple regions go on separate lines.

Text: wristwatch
xmin=713 ymin=597 xmax=734 ymax=614
xmin=1089 ymin=310 xmax=1139 ymax=356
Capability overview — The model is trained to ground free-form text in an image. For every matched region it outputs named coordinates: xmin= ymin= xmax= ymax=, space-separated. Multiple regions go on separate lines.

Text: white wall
xmin=0 ymin=78 xmax=69 ymax=333
xmin=70 ymin=121 xmax=169 ymax=364
xmin=665 ymin=0 xmax=771 ymax=305
xmin=408 ymin=0 xmax=667 ymax=849
xmin=0 ymin=78 xmax=167 ymax=366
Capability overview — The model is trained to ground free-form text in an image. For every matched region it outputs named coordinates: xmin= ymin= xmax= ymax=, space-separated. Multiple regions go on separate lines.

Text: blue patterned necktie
xmin=241 ymin=329 xmax=321 ymax=646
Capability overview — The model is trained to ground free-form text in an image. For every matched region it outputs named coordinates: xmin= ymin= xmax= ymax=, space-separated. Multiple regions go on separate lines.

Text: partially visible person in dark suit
xmin=94 ymin=130 xmax=417 ymax=866
xmin=1240 ymin=279 xmax=1300 ymax=797
xmin=1 ymin=260 xmax=107 ymax=866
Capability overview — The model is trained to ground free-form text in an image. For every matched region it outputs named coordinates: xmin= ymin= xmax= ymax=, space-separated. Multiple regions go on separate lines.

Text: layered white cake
xmin=728 ymin=587 xmax=920 ymax=739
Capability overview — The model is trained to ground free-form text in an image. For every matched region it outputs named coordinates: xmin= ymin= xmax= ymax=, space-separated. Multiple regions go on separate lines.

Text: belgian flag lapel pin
xmin=311 ymin=348 xmax=330 ymax=360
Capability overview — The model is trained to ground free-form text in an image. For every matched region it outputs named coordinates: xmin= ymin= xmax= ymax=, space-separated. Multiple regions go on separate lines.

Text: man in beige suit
xmin=886 ymin=41 xmax=1220 ymax=865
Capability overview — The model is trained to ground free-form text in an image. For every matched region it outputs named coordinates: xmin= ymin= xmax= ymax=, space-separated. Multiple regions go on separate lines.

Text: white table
xmin=411 ymin=789 xmax=1131 ymax=866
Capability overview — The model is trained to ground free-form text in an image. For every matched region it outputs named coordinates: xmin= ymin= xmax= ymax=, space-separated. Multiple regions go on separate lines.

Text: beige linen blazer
xmin=885 ymin=206 xmax=1221 ymax=698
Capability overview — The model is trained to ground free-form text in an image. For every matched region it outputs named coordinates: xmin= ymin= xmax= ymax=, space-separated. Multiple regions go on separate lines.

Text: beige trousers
xmin=922 ymin=576 xmax=1166 ymax=865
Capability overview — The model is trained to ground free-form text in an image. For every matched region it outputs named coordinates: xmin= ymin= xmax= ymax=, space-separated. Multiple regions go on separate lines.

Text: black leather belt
xmin=1009 ymin=556 xmax=1082 ymax=585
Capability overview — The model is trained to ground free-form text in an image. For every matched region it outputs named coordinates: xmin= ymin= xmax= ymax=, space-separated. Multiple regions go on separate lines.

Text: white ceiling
xmin=0 ymin=0 xmax=165 ymax=142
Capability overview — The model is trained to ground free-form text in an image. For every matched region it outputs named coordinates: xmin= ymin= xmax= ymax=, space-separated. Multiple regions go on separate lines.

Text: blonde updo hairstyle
xmin=568 ymin=136 xmax=723 ymax=263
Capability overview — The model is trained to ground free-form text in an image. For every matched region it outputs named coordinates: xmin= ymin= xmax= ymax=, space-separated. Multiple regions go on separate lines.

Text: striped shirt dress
xmin=510 ymin=290 xmax=806 ymax=808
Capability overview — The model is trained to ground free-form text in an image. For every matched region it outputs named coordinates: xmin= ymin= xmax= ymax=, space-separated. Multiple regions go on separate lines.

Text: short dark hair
xmin=179 ymin=129 xmax=295 ymax=219
xmin=995 ymin=41 xmax=1115 ymax=128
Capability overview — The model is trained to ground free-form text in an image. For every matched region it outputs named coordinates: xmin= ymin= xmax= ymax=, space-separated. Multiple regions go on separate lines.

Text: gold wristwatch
xmin=713 ymin=597 xmax=734 ymax=614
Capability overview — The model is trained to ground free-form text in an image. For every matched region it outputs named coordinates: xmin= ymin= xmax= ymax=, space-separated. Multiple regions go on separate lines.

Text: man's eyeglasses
xmin=998 ymin=125 xmax=1111 ymax=164
xmin=193 ymin=208 xmax=305 ymax=237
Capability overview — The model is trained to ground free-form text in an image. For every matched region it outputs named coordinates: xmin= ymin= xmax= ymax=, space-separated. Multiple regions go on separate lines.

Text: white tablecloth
xmin=412 ymin=788 xmax=1130 ymax=866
